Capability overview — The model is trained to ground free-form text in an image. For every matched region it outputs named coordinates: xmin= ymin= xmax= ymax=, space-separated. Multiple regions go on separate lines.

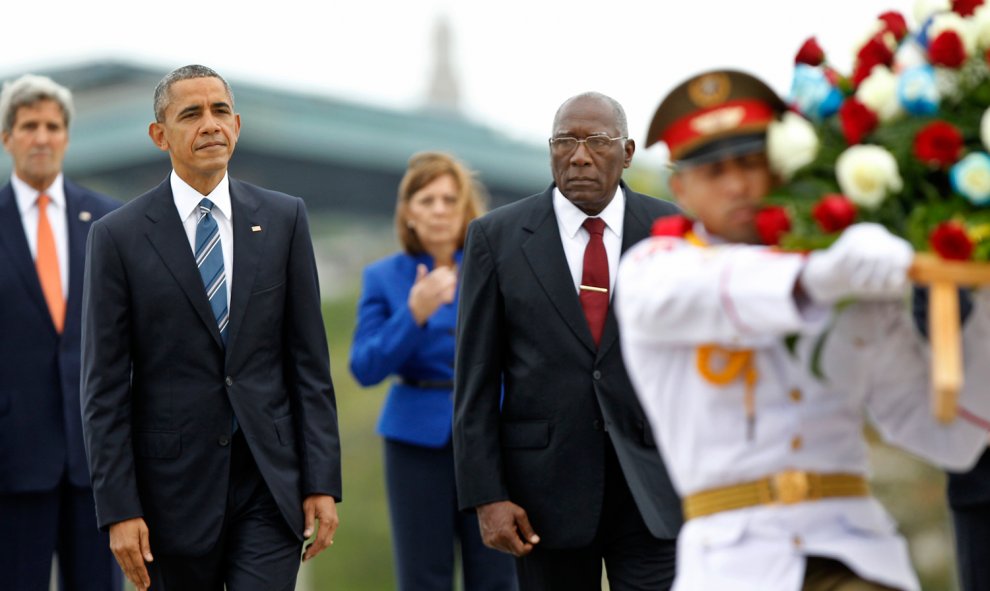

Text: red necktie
xmin=580 ymin=217 xmax=609 ymax=346
xmin=36 ymin=193 xmax=65 ymax=333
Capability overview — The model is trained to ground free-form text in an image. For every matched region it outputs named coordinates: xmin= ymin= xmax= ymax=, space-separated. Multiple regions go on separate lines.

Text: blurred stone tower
xmin=425 ymin=15 xmax=461 ymax=114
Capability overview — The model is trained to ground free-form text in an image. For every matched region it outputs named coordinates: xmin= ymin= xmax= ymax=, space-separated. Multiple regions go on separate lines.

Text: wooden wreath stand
xmin=908 ymin=253 xmax=990 ymax=423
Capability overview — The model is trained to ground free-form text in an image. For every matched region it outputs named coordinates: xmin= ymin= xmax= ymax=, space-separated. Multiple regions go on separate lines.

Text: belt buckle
xmin=771 ymin=470 xmax=811 ymax=504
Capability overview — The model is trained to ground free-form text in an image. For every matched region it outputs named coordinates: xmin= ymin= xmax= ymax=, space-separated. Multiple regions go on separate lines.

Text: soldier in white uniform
xmin=615 ymin=69 xmax=990 ymax=591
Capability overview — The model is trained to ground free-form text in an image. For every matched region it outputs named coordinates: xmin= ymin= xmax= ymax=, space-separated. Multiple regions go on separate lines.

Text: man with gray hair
xmin=453 ymin=92 xmax=682 ymax=590
xmin=0 ymin=74 xmax=122 ymax=589
xmin=82 ymin=64 xmax=340 ymax=591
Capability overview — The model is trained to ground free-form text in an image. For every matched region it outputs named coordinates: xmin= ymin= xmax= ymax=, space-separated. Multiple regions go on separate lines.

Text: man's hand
xmin=302 ymin=494 xmax=339 ymax=562
xmin=109 ymin=517 xmax=153 ymax=590
xmin=476 ymin=500 xmax=540 ymax=557
xmin=800 ymin=223 xmax=913 ymax=304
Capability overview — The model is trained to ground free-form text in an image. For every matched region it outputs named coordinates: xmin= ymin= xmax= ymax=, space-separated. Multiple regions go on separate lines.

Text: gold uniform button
xmin=792 ymin=535 xmax=803 ymax=548
xmin=854 ymin=337 xmax=866 ymax=348
xmin=791 ymin=436 xmax=803 ymax=451
xmin=790 ymin=388 xmax=802 ymax=402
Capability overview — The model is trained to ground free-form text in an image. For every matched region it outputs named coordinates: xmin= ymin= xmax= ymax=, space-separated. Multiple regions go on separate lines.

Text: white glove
xmin=800 ymin=223 xmax=913 ymax=304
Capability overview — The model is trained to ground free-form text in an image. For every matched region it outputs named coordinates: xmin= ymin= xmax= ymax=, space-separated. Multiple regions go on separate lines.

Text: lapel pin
xmin=251 ymin=225 xmax=263 ymax=232
xmin=79 ymin=211 xmax=92 ymax=222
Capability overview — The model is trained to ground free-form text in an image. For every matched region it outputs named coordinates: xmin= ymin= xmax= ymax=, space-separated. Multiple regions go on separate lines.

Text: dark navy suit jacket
xmin=81 ymin=177 xmax=341 ymax=555
xmin=350 ymin=250 xmax=462 ymax=448
xmin=0 ymin=179 xmax=118 ymax=494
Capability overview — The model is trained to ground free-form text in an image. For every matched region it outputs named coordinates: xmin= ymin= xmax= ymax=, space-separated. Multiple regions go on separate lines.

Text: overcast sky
xmin=4 ymin=0 xmax=914 ymax=161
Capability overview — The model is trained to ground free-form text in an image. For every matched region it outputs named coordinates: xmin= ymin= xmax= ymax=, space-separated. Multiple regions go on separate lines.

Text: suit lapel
xmin=0 ymin=183 xmax=52 ymax=326
xmin=597 ymin=187 xmax=653 ymax=359
xmin=64 ymin=181 xmax=93 ymax=334
xmin=143 ymin=179 xmax=224 ymax=349
xmin=225 ymin=179 xmax=268 ymax=359
xmin=520 ymin=187 xmax=597 ymax=353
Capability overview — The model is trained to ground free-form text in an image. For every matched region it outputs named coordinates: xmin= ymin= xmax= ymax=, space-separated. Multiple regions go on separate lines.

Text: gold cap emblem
xmin=688 ymin=73 xmax=731 ymax=108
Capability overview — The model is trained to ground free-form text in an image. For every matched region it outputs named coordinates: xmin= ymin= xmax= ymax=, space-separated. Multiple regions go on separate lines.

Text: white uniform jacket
xmin=615 ymin=236 xmax=990 ymax=591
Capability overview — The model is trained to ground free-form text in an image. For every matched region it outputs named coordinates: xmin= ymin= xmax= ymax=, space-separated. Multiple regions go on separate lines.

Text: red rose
xmin=838 ymin=99 xmax=879 ymax=145
xmin=856 ymin=35 xmax=895 ymax=71
xmin=914 ymin=121 xmax=964 ymax=167
xmin=930 ymin=221 xmax=974 ymax=260
xmin=929 ymin=30 xmax=967 ymax=68
xmin=851 ymin=60 xmax=878 ymax=88
xmin=795 ymin=37 xmax=825 ymax=66
xmin=878 ymin=11 xmax=909 ymax=41
xmin=823 ymin=66 xmax=842 ymax=86
xmin=952 ymin=0 xmax=984 ymax=16
xmin=651 ymin=215 xmax=694 ymax=237
xmin=754 ymin=207 xmax=792 ymax=246
xmin=812 ymin=194 xmax=858 ymax=233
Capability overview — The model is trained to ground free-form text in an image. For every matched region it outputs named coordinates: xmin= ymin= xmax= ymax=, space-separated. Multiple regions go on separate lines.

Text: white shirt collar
xmin=171 ymin=170 xmax=232 ymax=223
xmin=692 ymin=221 xmax=731 ymax=246
xmin=12 ymin=172 xmax=65 ymax=216
xmin=552 ymin=184 xmax=625 ymax=238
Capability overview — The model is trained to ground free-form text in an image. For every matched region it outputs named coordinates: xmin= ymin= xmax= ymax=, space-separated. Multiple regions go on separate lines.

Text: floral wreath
xmin=743 ymin=0 xmax=990 ymax=261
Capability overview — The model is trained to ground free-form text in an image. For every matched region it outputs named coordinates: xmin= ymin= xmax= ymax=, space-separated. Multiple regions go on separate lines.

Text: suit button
xmin=593 ymin=420 xmax=602 ymax=431
xmin=592 ymin=370 xmax=602 ymax=380
xmin=218 ymin=436 xmax=230 ymax=446
xmin=225 ymin=376 xmax=233 ymax=387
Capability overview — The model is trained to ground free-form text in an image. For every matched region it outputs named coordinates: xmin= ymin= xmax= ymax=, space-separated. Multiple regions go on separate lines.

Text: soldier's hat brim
xmin=646 ymin=69 xmax=786 ymax=166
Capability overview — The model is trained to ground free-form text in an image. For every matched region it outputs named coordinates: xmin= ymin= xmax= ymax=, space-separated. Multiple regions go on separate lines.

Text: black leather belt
xmin=398 ymin=378 xmax=454 ymax=389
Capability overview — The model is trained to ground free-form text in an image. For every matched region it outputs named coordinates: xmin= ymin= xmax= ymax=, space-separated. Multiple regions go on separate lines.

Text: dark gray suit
xmin=81 ymin=177 xmax=340 ymax=572
xmin=453 ymin=182 xmax=682 ymax=589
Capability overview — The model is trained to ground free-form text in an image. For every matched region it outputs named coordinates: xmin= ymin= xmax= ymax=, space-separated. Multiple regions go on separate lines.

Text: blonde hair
xmin=395 ymin=151 xmax=487 ymax=254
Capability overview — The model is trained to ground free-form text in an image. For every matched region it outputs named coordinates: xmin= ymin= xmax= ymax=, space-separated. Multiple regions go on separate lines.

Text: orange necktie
xmin=36 ymin=193 xmax=65 ymax=333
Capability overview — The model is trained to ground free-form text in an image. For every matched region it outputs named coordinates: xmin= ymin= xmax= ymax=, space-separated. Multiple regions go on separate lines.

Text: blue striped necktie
xmin=195 ymin=198 xmax=229 ymax=345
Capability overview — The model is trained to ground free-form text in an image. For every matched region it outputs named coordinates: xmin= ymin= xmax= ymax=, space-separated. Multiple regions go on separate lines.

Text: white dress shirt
xmin=13 ymin=172 xmax=69 ymax=298
xmin=615 ymin=237 xmax=990 ymax=591
xmin=171 ymin=170 xmax=234 ymax=309
xmin=552 ymin=185 xmax=624 ymax=298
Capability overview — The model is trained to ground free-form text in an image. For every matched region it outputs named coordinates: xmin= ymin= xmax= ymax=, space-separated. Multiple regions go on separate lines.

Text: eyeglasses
xmin=548 ymin=135 xmax=627 ymax=155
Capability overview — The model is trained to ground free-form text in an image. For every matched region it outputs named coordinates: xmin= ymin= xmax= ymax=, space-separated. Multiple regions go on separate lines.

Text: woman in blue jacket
xmin=350 ymin=152 xmax=517 ymax=591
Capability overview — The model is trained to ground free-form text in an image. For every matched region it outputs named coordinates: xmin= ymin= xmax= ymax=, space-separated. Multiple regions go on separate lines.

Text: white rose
xmin=930 ymin=12 xmax=978 ymax=55
xmin=914 ymin=0 xmax=951 ymax=26
xmin=856 ymin=66 xmax=904 ymax=123
xmin=767 ymin=112 xmax=820 ymax=181
xmin=973 ymin=4 xmax=990 ymax=50
xmin=982 ymin=107 xmax=990 ymax=151
xmin=836 ymin=145 xmax=903 ymax=210
xmin=894 ymin=38 xmax=928 ymax=72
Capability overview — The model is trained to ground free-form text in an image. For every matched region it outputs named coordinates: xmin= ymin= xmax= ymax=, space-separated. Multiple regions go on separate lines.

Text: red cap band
xmin=661 ymin=99 xmax=777 ymax=160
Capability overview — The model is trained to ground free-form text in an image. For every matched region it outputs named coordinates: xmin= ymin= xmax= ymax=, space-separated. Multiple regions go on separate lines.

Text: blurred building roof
xmin=0 ymin=61 xmax=551 ymax=212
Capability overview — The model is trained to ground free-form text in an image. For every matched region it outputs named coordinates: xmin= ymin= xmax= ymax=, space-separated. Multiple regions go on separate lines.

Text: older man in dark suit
xmin=453 ymin=92 xmax=682 ymax=591
xmin=81 ymin=64 xmax=341 ymax=591
xmin=0 ymin=73 xmax=122 ymax=591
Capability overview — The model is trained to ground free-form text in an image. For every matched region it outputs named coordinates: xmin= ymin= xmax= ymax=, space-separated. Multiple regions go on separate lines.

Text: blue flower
xmin=916 ymin=14 xmax=938 ymax=48
xmin=951 ymin=153 xmax=990 ymax=206
xmin=898 ymin=65 xmax=940 ymax=115
xmin=789 ymin=65 xmax=843 ymax=121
